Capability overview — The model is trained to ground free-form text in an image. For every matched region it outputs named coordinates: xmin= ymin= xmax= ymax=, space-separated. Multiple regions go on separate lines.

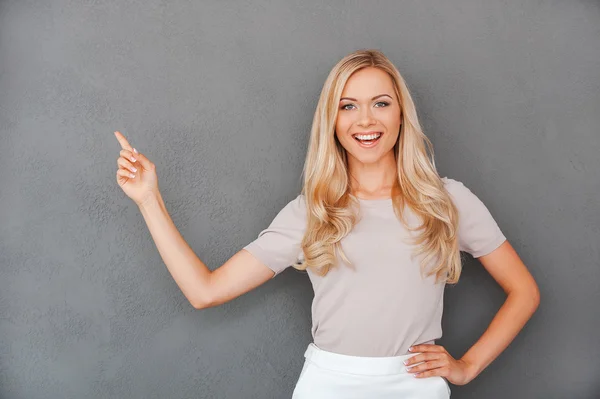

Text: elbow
xmin=190 ymin=273 xmax=216 ymax=310
xmin=191 ymin=298 xmax=207 ymax=310
xmin=524 ymin=282 xmax=541 ymax=312
xmin=191 ymin=294 xmax=216 ymax=310
xmin=531 ymin=284 xmax=541 ymax=310
xmin=191 ymin=299 xmax=210 ymax=310
xmin=190 ymin=288 xmax=217 ymax=310
xmin=529 ymin=275 xmax=541 ymax=306
xmin=509 ymin=282 xmax=540 ymax=312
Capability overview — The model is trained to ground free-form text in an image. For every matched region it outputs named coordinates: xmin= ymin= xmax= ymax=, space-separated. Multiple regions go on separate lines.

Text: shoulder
xmin=441 ymin=176 xmax=465 ymax=192
xmin=442 ymin=176 xmax=473 ymax=200
xmin=441 ymin=176 xmax=499 ymax=222
xmin=290 ymin=193 xmax=307 ymax=210
xmin=442 ymin=176 xmax=466 ymax=202
xmin=441 ymin=176 xmax=487 ymax=210
xmin=272 ymin=193 xmax=307 ymax=223
xmin=441 ymin=177 xmax=506 ymax=256
xmin=286 ymin=193 xmax=306 ymax=213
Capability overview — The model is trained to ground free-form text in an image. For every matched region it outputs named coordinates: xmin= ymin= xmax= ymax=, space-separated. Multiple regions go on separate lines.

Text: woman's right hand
xmin=114 ymin=131 xmax=160 ymax=207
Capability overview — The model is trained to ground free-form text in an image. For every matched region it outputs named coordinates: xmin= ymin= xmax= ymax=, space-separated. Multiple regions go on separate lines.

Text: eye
xmin=340 ymin=101 xmax=390 ymax=111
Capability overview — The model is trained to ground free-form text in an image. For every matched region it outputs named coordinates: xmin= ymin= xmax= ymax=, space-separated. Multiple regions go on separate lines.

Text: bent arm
xmin=138 ymin=192 xmax=275 ymax=309
xmin=459 ymin=240 xmax=540 ymax=381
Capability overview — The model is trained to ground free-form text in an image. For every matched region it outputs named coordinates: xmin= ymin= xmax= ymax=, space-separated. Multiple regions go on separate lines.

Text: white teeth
xmin=355 ymin=133 xmax=381 ymax=140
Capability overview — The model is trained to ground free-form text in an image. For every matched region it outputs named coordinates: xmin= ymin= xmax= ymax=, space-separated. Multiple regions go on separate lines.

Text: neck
xmin=347 ymin=151 xmax=397 ymax=198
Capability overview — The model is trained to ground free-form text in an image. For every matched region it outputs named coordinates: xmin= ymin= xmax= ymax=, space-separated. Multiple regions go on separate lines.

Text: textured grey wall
xmin=1 ymin=0 xmax=599 ymax=398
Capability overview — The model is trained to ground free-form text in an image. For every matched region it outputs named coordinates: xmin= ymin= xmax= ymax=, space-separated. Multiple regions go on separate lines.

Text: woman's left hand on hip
xmin=403 ymin=344 xmax=477 ymax=386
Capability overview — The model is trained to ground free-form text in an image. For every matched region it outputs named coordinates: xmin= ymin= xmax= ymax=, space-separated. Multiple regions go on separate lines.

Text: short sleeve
xmin=242 ymin=194 xmax=307 ymax=278
xmin=443 ymin=177 xmax=507 ymax=258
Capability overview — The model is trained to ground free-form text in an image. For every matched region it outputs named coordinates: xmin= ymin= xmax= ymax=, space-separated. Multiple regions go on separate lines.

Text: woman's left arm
xmin=405 ymin=240 xmax=540 ymax=385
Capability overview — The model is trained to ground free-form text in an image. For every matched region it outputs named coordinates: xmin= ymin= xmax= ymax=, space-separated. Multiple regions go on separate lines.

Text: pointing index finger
xmin=114 ymin=131 xmax=133 ymax=151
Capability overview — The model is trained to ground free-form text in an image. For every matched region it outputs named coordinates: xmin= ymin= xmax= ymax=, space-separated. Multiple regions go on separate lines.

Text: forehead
xmin=341 ymin=67 xmax=394 ymax=97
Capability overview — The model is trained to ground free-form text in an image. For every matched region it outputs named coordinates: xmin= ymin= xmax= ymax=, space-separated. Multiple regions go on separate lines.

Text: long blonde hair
xmin=295 ymin=49 xmax=462 ymax=285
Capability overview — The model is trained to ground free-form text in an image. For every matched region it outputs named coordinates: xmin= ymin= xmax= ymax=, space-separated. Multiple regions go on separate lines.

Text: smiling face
xmin=335 ymin=67 xmax=402 ymax=167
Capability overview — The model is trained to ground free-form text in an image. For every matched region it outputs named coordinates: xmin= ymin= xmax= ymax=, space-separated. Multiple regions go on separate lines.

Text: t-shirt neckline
xmin=350 ymin=194 xmax=394 ymax=207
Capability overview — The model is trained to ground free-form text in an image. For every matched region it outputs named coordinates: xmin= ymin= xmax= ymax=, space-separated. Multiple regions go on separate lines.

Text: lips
xmin=353 ymin=132 xmax=383 ymax=148
xmin=352 ymin=131 xmax=383 ymax=139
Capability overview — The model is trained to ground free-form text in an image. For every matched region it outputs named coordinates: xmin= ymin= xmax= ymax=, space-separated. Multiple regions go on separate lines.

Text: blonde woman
xmin=114 ymin=49 xmax=540 ymax=398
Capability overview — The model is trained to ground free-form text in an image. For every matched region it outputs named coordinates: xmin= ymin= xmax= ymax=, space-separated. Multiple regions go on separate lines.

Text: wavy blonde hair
xmin=294 ymin=49 xmax=462 ymax=285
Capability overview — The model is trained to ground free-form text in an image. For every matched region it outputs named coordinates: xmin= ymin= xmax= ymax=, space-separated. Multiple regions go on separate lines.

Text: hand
xmin=114 ymin=131 xmax=160 ymax=207
xmin=404 ymin=344 xmax=478 ymax=386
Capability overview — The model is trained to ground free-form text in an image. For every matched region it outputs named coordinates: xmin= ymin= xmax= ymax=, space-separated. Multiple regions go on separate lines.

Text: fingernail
xmin=132 ymin=167 xmax=137 ymax=172
xmin=408 ymin=347 xmax=414 ymax=351
xmin=133 ymin=148 xmax=138 ymax=154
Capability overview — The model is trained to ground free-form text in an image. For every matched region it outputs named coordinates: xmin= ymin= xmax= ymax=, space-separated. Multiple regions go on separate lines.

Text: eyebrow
xmin=339 ymin=94 xmax=393 ymax=102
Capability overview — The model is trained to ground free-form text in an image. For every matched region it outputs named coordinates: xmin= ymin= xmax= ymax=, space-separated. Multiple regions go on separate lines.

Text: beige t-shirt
xmin=243 ymin=177 xmax=506 ymax=357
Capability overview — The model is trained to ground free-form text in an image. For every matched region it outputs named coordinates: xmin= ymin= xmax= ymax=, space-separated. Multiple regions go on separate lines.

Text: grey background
xmin=1 ymin=0 xmax=598 ymax=398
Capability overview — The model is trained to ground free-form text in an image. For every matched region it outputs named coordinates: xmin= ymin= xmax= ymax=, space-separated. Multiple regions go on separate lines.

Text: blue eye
xmin=340 ymin=101 xmax=390 ymax=111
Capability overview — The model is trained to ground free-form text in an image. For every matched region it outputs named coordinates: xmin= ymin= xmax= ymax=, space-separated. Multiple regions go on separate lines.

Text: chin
xmin=351 ymin=152 xmax=386 ymax=165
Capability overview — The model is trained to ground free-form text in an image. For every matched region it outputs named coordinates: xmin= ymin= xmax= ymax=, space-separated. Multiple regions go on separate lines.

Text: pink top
xmin=243 ymin=177 xmax=506 ymax=357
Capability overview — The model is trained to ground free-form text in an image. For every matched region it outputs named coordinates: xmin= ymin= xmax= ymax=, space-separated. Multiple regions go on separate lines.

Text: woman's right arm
xmin=114 ymin=131 xmax=275 ymax=309
xmin=138 ymin=192 xmax=275 ymax=309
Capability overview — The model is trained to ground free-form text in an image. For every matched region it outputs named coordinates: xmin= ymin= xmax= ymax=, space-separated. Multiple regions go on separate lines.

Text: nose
xmin=357 ymin=106 xmax=376 ymax=127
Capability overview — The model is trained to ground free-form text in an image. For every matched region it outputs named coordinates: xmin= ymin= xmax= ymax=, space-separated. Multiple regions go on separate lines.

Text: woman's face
xmin=335 ymin=67 xmax=401 ymax=165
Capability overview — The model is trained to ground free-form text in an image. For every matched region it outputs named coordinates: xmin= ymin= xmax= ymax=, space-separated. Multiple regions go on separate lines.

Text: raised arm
xmin=138 ymin=193 xmax=275 ymax=309
xmin=113 ymin=131 xmax=275 ymax=310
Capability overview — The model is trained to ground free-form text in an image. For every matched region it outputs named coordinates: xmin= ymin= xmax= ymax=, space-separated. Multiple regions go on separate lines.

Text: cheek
xmin=381 ymin=112 xmax=400 ymax=130
xmin=386 ymin=109 xmax=401 ymax=130
xmin=335 ymin=118 xmax=351 ymax=138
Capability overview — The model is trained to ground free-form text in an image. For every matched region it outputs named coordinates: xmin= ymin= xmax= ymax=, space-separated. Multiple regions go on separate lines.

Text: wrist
xmin=137 ymin=192 xmax=162 ymax=212
xmin=459 ymin=356 xmax=483 ymax=381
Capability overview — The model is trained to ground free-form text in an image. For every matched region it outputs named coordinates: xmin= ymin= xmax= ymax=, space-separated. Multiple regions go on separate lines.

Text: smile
xmin=352 ymin=132 xmax=383 ymax=148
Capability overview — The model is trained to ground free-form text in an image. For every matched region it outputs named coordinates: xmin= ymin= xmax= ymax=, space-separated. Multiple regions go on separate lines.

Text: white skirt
xmin=292 ymin=343 xmax=451 ymax=399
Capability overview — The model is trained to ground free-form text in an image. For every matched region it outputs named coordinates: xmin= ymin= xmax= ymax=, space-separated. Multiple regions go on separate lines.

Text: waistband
xmin=303 ymin=343 xmax=423 ymax=376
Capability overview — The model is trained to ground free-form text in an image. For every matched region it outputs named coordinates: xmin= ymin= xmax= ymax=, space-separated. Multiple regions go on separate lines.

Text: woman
xmin=114 ymin=49 xmax=540 ymax=398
